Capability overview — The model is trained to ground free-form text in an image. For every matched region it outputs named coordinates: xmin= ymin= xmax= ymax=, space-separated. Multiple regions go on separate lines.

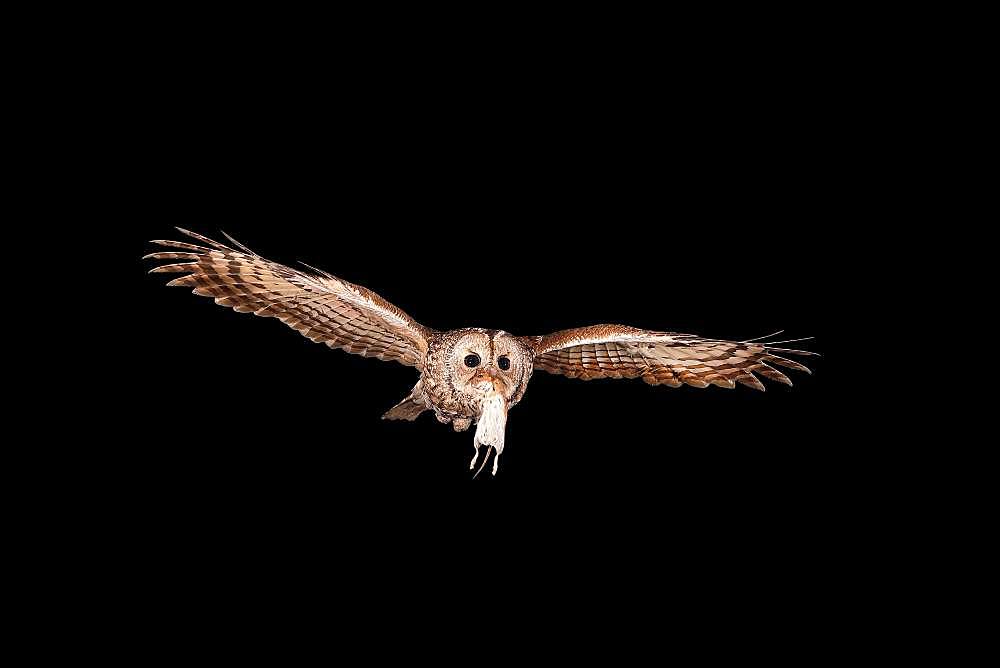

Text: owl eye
xmin=497 ymin=356 xmax=510 ymax=371
xmin=464 ymin=354 xmax=481 ymax=368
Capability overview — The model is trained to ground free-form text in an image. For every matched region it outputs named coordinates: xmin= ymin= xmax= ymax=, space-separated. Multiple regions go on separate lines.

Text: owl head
xmin=440 ymin=329 xmax=533 ymax=406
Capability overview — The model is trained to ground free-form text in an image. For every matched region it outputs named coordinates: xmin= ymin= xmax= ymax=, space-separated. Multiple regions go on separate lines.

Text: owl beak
xmin=471 ymin=368 xmax=505 ymax=393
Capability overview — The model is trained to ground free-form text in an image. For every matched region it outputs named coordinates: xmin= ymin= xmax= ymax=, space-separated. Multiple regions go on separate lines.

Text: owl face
xmin=445 ymin=329 xmax=532 ymax=405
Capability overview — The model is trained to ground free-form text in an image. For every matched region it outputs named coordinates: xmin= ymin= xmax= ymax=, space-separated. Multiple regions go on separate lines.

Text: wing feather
xmin=145 ymin=229 xmax=432 ymax=368
xmin=523 ymin=324 xmax=815 ymax=391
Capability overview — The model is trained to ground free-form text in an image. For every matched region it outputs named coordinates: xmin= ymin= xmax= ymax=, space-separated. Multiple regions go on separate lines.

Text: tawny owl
xmin=145 ymin=229 xmax=816 ymax=476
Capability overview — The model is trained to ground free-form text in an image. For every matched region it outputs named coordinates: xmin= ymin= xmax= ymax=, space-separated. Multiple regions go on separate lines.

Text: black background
xmin=22 ymin=7 xmax=933 ymax=650
xmin=104 ymin=31 xmax=858 ymax=579
xmin=22 ymin=19 xmax=914 ymax=651
xmin=127 ymin=106 xmax=839 ymax=499
xmin=135 ymin=217 xmax=830 ymax=490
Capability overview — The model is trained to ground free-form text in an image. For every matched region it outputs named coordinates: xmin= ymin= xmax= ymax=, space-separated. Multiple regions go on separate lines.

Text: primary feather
xmin=145 ymin=228 xmax=431 ymax=367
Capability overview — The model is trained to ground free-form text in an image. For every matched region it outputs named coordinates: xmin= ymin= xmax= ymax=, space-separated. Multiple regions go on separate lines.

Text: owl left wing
xmin=145 ymin=228 xmax=432 ymax=367
xmin=521 ymin=324 xmax=816 ymax=390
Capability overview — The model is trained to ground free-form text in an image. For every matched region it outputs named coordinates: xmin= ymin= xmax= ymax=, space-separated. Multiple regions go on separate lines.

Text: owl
xmin=145 ymin=229 xmax=816 ymax=476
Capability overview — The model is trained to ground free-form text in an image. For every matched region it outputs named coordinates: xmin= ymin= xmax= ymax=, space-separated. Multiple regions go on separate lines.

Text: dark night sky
xmin=44 ymin=13 xmax=909 ymax=646
xmin=108 ymin=47 xmax=855 ymax=560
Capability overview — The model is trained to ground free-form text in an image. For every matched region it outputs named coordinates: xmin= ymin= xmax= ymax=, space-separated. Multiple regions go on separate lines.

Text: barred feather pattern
xmin=144 ymin=228 xmax=432 ymax=367
xmin=525 ymin=325 xmax=815 ymax=390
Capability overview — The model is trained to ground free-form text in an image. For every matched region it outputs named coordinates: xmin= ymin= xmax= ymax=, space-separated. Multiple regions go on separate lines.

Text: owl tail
xmin=382 ymin=383 xmax=429 ymax=421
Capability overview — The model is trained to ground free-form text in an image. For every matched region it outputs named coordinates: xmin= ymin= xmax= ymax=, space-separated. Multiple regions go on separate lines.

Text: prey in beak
xmin=468 ymin=369 xmax=509 ymax=477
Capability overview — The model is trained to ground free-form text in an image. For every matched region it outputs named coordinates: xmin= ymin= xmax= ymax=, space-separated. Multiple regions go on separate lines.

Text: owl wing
xmin=522 ymin=324 xmax=816 ymax=390
xmin=144 ymin=228 xmax=432 ymax=367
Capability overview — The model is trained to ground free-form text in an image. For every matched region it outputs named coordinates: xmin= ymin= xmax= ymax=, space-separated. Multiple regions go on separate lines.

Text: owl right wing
xmin=522 ymin=324 xmax=816 ymax=390
xmin=145 ymin=228 xmax=433 ymax=367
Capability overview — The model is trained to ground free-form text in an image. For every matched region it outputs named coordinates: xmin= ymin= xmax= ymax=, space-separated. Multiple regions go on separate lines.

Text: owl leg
xmin=492 ymin=452 xmax=500 ymax=476
xmin=469 ymin=443 xmax=481 ymax=470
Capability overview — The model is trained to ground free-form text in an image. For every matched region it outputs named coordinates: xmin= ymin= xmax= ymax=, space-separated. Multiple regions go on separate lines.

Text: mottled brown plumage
xmin=526 ymin=325 xmax=812 ymax=390
xmin=146 ymin=228 xmax=429 ymax=366
xmin=146 ymin=229 xmax=817 ymax=475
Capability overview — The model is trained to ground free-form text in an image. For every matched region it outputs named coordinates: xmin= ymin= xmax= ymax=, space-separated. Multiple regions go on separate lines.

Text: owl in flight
xmin=145 ymin=229 xmax=816 ymax=476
